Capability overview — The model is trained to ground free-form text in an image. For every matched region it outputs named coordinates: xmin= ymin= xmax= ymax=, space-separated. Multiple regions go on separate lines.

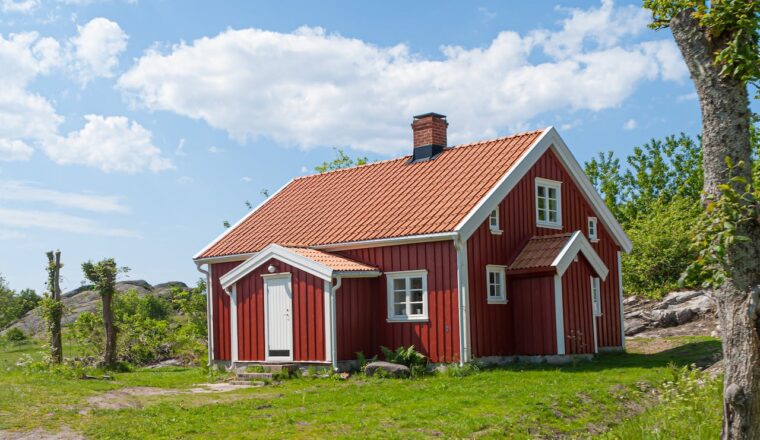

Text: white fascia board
xmin=313 ymin=232 xmax=457 ymax=252
xmin=194 ymin=253 xmax=254 ymax=265
xmin=193 ymin=179 xmax=295 ymax=260
xmin=454 ymin=127 xmax=632 ymax=253
xmin=553 ymin=231 xmax=609 ymax=280
xmin=219 ymin=244 xmax=334 ymax=291
xmin=545 ymin=129 xmax=633 ymax=253
xmin=456 ymin=127 xmax=552 ymax=241
xmin=334 ymin=270 xmax=382 ymax=278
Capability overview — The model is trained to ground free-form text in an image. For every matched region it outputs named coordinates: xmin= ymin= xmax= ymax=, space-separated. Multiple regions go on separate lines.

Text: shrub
xmin=380 ymin=345 xmax=428 ymax=377
xmin=4 ymin=327 xmax=26 ymax=343
xmin=438 ymin=361 xmax=482 ymax=378
xmin=70 ymin=311 xmax=104 ymax=357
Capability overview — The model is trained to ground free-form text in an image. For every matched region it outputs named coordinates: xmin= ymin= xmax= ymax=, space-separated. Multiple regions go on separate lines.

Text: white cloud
xmin=175 ymin=137 xmax=186 ymax=156
xmin=0 ymin=207 xmax=139 ymax=237
xmin=207 ymin=146 xmax=224 ymax=154
xmin=2 ymin=0 xmax=40 ymax=13
xmin=623 ymin=118 xmax=637 ymax=130
xmin=43 ymin=114 xmax=173 ymax=173
xmin=0 ymin=229 xmax=25 ymax=240
xmin=241 ymin=176 xmax=252 ymax=182
xmin=119 ymin=1 xmax=687 ymax=155
xmin=0 ymin=139 xmax=33 ymax=161
xmin=0 ymin=180 xmax=130 ymax=212
xmin=299 ymin=166 xmax=308 ymax=173
xmin=70 ymin=17 xmax=128 ymax=85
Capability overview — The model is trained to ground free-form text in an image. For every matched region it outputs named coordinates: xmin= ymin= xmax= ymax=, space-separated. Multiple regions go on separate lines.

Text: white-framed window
xmin=535 ymin=178 xmax=562 ymax=228
xmin=387 ymin=270 xmax=428 ymax=322
xmin=591 ymin=276 xmax=601 ymax=316
xmin=486 ymin=265 xmax=507 ymax=304
xmin=489 ymin=209 xmax=502 ymax=234
xmin=588 ymin=217 xmax=598 ymax=241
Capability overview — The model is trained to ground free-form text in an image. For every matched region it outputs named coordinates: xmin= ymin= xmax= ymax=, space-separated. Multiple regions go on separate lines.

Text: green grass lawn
xmin=0 ymin=337 xmax=722 ymax=439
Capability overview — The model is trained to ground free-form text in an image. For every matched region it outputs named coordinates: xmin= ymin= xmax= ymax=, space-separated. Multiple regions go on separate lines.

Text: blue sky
xmin=0 ymin=0 xmax=728 ymax=292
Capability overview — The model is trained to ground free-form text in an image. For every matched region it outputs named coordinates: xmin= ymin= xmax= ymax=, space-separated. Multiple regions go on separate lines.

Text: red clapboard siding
xmin=339 ymin=240 xmax=460 ymax=363
xmin=561 ymin=256 xmax=595 ymax=354
xmin=234 ymin=257 xmax=325 ymax=362
xmin=467 ymin=148 xmax=623 ymax=356
xmin=210 ymin=261 xmax=241 ymax=361
xmin=509 ymin=275 xmax=557 ymax=355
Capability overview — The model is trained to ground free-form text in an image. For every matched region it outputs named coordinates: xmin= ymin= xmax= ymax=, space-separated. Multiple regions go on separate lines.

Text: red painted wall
xmin=561 ymin=256 xmax=596 ymax=354
xmin=339 ymin=240 xmax=460 ymax=363
xmin=210 ymin=261 xmax=240 ymax=361
xmin=509 ymin=275 xmax=557 ymax=355
xmin=466 ymin=148 xmax=623 ymax=357
xmin=234 ymin=257 xmax=325 ymax=362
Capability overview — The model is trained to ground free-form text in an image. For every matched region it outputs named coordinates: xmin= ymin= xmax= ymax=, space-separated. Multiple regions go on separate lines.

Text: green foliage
xmin=438 ymin=361 xmax=482 ymax=378
xmin=69 ymin=288 xmax=208 ymax=366
xmin=644 ymin=0 xmax=760 ymax=90
xmin=81 ymin=259 xmax=122 ymax=297
xmin=314 ymin=148 xmax=369 ymax=173
xmin=0 ymin=276 xmax=39 ymax=330
xmin=380 ymin=345 xmax=427 ymax=376
xmin=682 ymin=160 xmax=760 ymax=288
xmin=356 ymin=351 xmax=377 ymax=370
xmin=584 ymin=134 xmax=704 ymax=297
xmin=170 ymin=279 xmax=208 ymax=340
xmin=38 ymin=296 xmax=64 ymax=334
xmin=4 ymin=328 xmax=27 ymax=343
xmin=623 ymin=197 xmax=703 ymax=297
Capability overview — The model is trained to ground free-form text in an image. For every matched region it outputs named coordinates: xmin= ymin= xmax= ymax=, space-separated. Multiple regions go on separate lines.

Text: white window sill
xmin=489 ymin=229 xmax=503 ymax=235
xmin=387 ymin=317 xmax=429 ymax=323
xmin=487 ymin=298 xmax=508 ymax=305
xmin=590 ymin=238 xmax=600 ymax=243
xmin=537 ymin=222 xmax=563 ymax=230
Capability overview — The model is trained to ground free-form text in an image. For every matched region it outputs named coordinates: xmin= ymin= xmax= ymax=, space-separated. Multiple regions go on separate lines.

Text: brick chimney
xmin=410 ymin=112 xmax=447 ymax=163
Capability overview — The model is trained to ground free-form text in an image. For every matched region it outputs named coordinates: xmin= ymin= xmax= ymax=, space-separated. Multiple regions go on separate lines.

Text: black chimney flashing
xmin=413 ymin=112 xmax=447 ymax=120
xmin=409 ymin=144 xmax=445 ymax=164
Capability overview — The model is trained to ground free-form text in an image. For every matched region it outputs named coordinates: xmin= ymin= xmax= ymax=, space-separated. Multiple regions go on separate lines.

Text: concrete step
xmin=236 ymin=372 xmax=274 ymax=380
xmin=264 ymin=364 xmax=298 ymax=374
xmin=230 ymin=380 xmax=266 ymax=386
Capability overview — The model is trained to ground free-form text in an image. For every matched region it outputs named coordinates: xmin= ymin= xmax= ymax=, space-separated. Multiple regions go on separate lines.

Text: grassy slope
xmin=0 ymin=337 xmax=721 ymax=439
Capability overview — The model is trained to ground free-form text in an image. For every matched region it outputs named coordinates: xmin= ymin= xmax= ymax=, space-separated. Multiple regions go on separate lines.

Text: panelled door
xmin=264 ymin=274 xmax=293 ymax=361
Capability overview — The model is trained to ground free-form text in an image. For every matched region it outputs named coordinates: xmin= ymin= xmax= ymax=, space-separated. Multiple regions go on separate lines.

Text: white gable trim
xmin=552 ymin=231 xmax=609 ymax=280
xmin=219 ymin=244 xmax=380 ymax=291
xmin=193 ymin=179 xmax=294 ymax=260
xmin=456 ymin=127 xmax=632 ymax=253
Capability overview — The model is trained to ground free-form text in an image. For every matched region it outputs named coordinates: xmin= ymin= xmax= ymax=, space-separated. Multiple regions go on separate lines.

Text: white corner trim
xmin=324 ymin=280 xmax=333 ymax=363
xmin=220 ymin=244 xmax=334 ymax=290
xmin=193 ymin=179 xmax=294 ymax=260
xmin=330 ymin=277 xmax=342 ymax=371
xmin=554 ymin=274 xmax=565 ymax=355
xmin=454 ymin=126 xmax=632 ymax=253
xmin=454 ymin=237 xmax=471 ymax=365
xmin=229 ymin=285 xmax=238 ymax=362
xmin=552 ymin=231 xmax=609 ymax=280
xmin=617 ymin=251 xmax=626 ymax=350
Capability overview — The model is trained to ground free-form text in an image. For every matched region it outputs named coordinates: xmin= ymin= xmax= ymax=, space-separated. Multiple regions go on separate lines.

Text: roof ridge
xmin=292 ymin=128 xmax=547 ymax=182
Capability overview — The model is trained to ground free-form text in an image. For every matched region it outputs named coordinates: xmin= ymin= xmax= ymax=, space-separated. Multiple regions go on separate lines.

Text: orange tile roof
xmin=285 ymin=247 xmax=378 ymax=272
xmin=198 ymin=129 xmax=544 ymax=259
xmin=509 ymin=234 xmax=572 ymax=271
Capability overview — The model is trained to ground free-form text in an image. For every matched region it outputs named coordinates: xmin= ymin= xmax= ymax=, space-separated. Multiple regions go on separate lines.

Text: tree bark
xmin=46 ymin=251 xmax=63 ymax=364
xmin=669 ymin=9 xmax=760 ymax=439
xmin=102 ymin=292 xmax=117 ymax=368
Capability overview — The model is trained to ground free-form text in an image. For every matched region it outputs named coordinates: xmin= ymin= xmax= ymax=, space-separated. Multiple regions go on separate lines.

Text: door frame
xmin=263 ymin=273 xmax=294 ymax=362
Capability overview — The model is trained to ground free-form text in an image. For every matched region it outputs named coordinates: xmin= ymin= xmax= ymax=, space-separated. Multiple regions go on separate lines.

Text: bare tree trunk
xmin=669 ymin=9 xmax=760 ymax=439
xmin=102 ymin=292 xmax=117 ymax=368
xmin=46 ymin=251 xmax=63 ymax=364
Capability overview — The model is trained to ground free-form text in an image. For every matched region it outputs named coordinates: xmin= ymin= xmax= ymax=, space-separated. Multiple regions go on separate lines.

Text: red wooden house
xmin=193 ymin=113 xmax=632 ymax=369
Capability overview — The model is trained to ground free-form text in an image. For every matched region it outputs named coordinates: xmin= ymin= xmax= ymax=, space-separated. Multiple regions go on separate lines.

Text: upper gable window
xmin=588 ymin=217 xmax=598 ymax=241
xmin=535 ymin=178 xmax=562 ymax=229
xmin=489 ymin=209 xmax=502 ymax=234
xmin=386 ymin=270 xmax=428 ymax=322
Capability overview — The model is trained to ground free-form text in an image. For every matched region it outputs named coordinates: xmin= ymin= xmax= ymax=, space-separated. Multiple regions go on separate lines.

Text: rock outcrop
xmin=364 ymin=361 xmax=411 ymax=378
xmin=624 ymin=290 xmax=718 ymax=338
xmin=1 ymin=280 xmax=189 ymax=338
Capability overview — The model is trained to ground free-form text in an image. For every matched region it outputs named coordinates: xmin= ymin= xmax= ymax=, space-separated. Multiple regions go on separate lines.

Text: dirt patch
xmin=625 ymin=337 xmax=689 ymax=354
xmin=0 ymin=427 xmax=83 ymax=439
xmin=85 ymin=386 xmax=180 ymax=411
xmin=632 ymin=316 xmax=718 ymax=339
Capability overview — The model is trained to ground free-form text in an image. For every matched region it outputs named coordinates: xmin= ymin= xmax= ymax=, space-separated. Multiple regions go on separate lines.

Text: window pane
xmin=410 ymin=277 xmax=422 ymax=290
xmin=393 ymin=278 xmax=406 ymax=291
xmin=410 ymin=290 xmax=423 ymax=302
xmin=549 ymin=211 xmax=557 ymax=223
xmin=548 ymin=198 xmax=557 ymax=211
xmin=538 ymin=209 xmax=546 ymax=221
xmin=394 ymin=291 xmax=406 ymax=303
xmin=548 ymin=187 xmax=556 ymax=199
xmin=494 ymin=272 xmax=502 ymax=284
xmin=410 ymin=303 xmax=423 ymax=315
xmin=394 ymin=304 xmax=406 ymax=316
xmin=537 ymin=197 xmax=545 ymax=210
xmin=538 ymin=186 xmax=545 ymax=197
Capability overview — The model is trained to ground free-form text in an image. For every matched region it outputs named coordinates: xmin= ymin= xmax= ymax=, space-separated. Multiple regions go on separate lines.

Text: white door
xmin=264 ymin=275 xmax=293 ymax=361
